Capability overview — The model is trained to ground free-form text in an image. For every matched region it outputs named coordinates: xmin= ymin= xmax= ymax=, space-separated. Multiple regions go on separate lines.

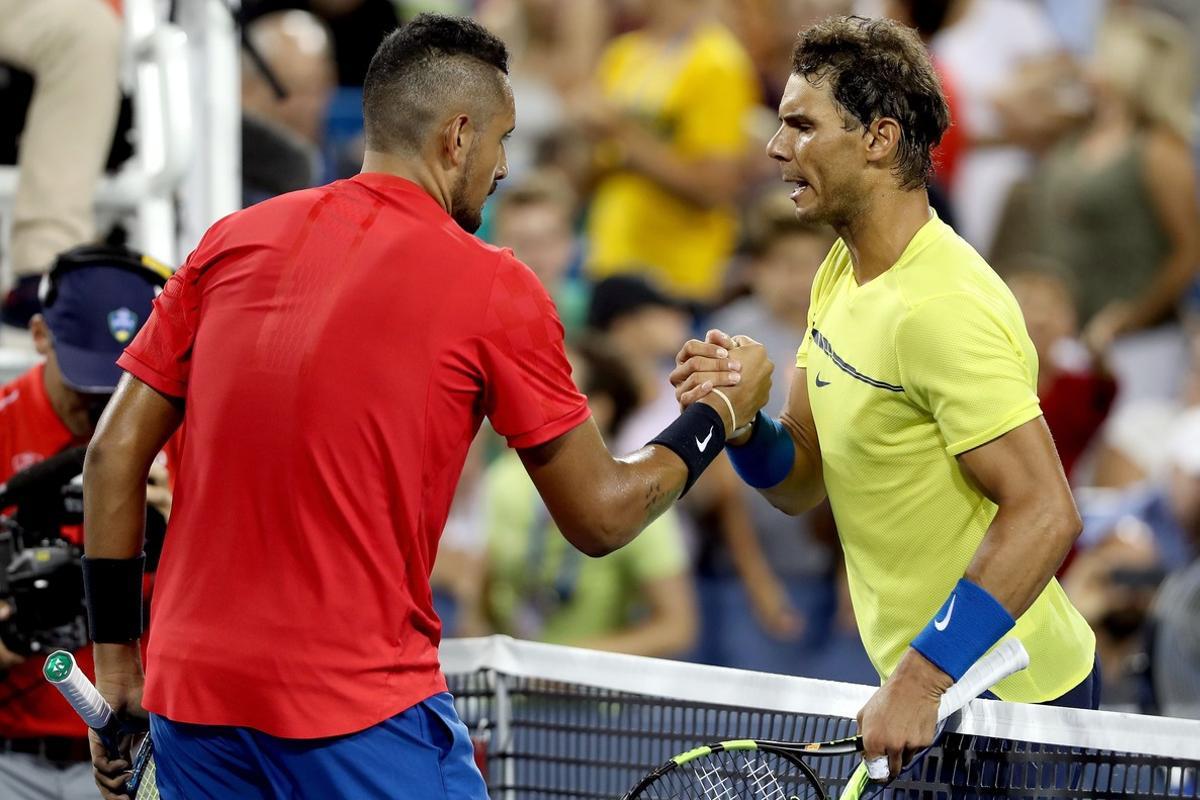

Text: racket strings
xmin=742 ymin=758 xmax=789 ymax=800
xmin=129 ymin=739 xmax=159 ymax=800
xmin=638 ymin=750 xmax=822 ymax=799
xmin=694 ymin=758 xmax=739 ymax=799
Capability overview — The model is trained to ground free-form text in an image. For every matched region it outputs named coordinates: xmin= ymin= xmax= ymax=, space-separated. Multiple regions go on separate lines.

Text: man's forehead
xmin=778 ymin=73 xmax=835 ymax=116
xmin=500 ymin=77 xmax=517 ymax=123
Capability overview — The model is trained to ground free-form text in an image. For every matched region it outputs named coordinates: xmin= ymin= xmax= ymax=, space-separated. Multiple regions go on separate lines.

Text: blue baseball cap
xmin=40 ymin=247 xmax=167 ymax=393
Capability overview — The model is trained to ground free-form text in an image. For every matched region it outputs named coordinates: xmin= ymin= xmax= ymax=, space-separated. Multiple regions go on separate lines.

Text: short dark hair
xmin=791 ymin=16 xmax=949 ymax=190
xmin=362 ymin=13 xmax=510 ymax=154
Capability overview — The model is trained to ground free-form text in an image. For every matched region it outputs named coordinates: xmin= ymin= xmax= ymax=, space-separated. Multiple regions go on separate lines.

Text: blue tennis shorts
xmin=148 ymin=692 xmax=488 ymax=799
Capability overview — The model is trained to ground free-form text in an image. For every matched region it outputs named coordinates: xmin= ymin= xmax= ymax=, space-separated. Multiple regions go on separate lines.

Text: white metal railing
xmin=0 ymin=0 xmax=238 ymax=274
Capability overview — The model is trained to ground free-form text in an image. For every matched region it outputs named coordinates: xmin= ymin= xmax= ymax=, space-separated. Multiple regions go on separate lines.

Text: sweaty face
xmin=766 ymin=73 xmax=869 ymax=228
xmin=450 ymin=87 xmax=515 ymax=234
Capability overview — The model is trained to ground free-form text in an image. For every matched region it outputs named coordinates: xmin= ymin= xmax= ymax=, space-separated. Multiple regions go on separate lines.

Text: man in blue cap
xmin=0 ymin=244 xmax=171 ymax=800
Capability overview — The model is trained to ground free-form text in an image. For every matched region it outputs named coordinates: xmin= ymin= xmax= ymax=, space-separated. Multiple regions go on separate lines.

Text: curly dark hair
xmin=363 ymin=13 xmax=510 ymax=154
xmin=792 ymin=16 xmax=949 ymax=190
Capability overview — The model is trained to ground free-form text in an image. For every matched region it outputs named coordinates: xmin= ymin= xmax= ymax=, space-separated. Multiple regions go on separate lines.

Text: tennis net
xmin=442 ymin=636 xmax=1200 ymax=800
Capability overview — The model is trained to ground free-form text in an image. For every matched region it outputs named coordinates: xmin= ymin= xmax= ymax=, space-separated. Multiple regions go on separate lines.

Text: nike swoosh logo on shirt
xmin=696 ymin=427 xmax=713 ymax=452
xmin=934 ymin=594 xmax=956 ymax=631
xmin=815 ymin=373 xmax=831 ymax=387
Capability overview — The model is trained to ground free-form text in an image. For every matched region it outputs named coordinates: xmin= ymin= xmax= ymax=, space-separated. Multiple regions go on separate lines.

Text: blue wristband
xmin=727 ymin=411 xmax=795 ymax=489
xmin=911 ymin=578 xmax=1015 ymax=682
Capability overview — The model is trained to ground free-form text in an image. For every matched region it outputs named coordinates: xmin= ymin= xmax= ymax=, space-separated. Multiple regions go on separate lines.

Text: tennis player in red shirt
xmin=82 ymin=14 xmax=772 ymax=800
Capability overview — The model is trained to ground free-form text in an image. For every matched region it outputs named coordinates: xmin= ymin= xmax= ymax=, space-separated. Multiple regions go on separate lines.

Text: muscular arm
xmin=83 ymin=374 xmax=183 ymax=797
xmin=517 ymin=416 xmax=701 ymax=557
xmin=858 ymin=416 xmax=1082 ymax=777
xmin=957 ymin=415 xmax=1081 ymax=614
xmin=84 ymin=374 xmax=184 ymax=559
xmin=754 ymin=367 xmax=826 ymax=516
xmin=522 ymin=336 xmax=773 ymax=558
xmin=889 ymin=416 xmax=1081 ymax=684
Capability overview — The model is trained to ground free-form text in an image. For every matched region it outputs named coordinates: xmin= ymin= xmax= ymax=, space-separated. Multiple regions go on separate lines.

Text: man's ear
xmin=29 ymin=314 xmax=52 ymax=358
xmin=864 ymin=116 xmax=902 ymax=168
xmin=442 ymin=114 xmax=474 ymax=168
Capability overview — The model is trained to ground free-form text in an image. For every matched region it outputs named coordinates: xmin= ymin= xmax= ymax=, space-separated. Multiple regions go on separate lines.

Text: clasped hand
xmin=669 ymin=329 xmax=773 ymax=441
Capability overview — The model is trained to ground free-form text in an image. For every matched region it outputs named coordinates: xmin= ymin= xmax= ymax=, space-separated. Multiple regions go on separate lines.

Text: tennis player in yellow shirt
xmin=671 ymin=15 xmax=1097 ymax=784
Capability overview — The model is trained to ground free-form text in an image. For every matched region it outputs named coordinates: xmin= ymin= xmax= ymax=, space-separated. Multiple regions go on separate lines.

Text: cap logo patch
xmin=108 ymin=308 xmax=139 ymax=343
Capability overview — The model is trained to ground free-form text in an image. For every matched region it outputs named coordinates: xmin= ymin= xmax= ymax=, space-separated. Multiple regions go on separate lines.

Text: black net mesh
xmin=447 ymin=670 xmax=1200 ymax=800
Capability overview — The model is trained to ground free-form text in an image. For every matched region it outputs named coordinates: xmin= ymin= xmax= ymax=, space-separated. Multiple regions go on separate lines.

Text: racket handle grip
xmin=936 ymin=638 xmax=1029 ymax=718
xmin=863 ymin=638 xmax=1030 ymax=781
xmin=43 ymin=650 xmax=123 ymax=758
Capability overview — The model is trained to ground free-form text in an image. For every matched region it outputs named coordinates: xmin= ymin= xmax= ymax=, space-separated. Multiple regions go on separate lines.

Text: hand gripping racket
xmin=621 ymin=638 xmax=1030 ymax=800
xmin=44 ymin=650 xmax=157 ymax=799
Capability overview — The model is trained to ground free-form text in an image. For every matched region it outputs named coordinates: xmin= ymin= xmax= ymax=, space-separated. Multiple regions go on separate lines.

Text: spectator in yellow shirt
xmin=576 ymin=0 xmax=760 ymax=303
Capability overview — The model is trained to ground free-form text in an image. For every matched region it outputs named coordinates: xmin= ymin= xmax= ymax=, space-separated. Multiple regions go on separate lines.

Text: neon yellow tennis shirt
xmin=796 ymin=213 xmax=1094 ymax=702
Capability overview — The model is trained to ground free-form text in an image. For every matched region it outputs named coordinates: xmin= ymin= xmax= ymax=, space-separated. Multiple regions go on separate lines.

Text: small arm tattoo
xmin=641 ymin=479 xmax=677 ymax=521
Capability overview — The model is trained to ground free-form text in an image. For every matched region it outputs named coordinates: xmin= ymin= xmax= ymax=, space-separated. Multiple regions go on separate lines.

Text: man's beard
xmin=450 ymin=149 xmax=488 ymax=234
xmin=450 ymin=170 xmax=484 ymax=233
xmin=799 ymin=175 xmax=865 ymax=230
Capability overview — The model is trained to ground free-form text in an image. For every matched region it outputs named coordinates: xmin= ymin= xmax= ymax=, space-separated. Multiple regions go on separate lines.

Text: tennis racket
xmin=43 ymin=650 xmax=158 ymax=800
xmin=622 ymin=637 xmax=1030 ymax=800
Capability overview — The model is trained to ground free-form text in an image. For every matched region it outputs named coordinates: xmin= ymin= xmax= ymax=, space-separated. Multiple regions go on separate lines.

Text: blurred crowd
xmin=3 ymin=0 xmax=1199 ymax=718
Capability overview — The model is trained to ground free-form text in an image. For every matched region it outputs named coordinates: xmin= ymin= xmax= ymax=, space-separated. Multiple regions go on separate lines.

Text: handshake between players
xmin=671 ymin=329 xmax=774 ymax=445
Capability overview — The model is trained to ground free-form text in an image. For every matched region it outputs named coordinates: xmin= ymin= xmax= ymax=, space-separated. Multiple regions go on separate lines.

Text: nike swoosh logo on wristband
xmin=696 ymin=427 xmax=713 ymax=452
xmin=934 ymin=594 xmax=957 ymax=631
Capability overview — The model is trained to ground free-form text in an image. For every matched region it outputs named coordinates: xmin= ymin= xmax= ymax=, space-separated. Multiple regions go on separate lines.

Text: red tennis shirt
xmin=118 ymin=173 xmax=591 ymax=738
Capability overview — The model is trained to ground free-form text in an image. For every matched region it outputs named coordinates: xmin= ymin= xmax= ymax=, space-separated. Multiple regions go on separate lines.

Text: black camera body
xmin=0 ymin=446 xmax=166 ymax=657
xmin=0 ymin=447 xmax=89 ymax=657
xmin=0 ymin=526 xmax=87 ymax=657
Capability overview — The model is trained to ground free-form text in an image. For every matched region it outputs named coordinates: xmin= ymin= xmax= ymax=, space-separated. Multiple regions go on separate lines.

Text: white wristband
xmin=709 ymin=388 xmax=736 ymax=432
xmin=710 ymin=389 xmax=753 ymax=439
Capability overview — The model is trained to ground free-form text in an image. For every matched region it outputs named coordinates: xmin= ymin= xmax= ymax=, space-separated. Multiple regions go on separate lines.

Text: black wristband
xmin=83 ymin=555 xmax=145 ymax=643
xmin=648 ymin=402 xmax=726 ymax=496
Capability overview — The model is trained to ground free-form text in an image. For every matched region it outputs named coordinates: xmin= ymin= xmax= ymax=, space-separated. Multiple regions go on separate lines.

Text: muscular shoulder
xmin=479 ymin=249 xmax=562 ymax=353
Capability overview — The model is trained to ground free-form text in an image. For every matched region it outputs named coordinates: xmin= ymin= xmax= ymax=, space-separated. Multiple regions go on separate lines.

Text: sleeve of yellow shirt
xmin=674 ymin=36 xmax=759 ymax=157
xmin=895 ymin=293 xmax=1043 ymax=455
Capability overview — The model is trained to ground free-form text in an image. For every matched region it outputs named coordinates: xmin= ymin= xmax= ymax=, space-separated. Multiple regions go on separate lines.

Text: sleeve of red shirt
xmin=479 ymin=252 xmax=591 ymax=449
xmin=116 ymin=243 xmax=207 ymax=399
